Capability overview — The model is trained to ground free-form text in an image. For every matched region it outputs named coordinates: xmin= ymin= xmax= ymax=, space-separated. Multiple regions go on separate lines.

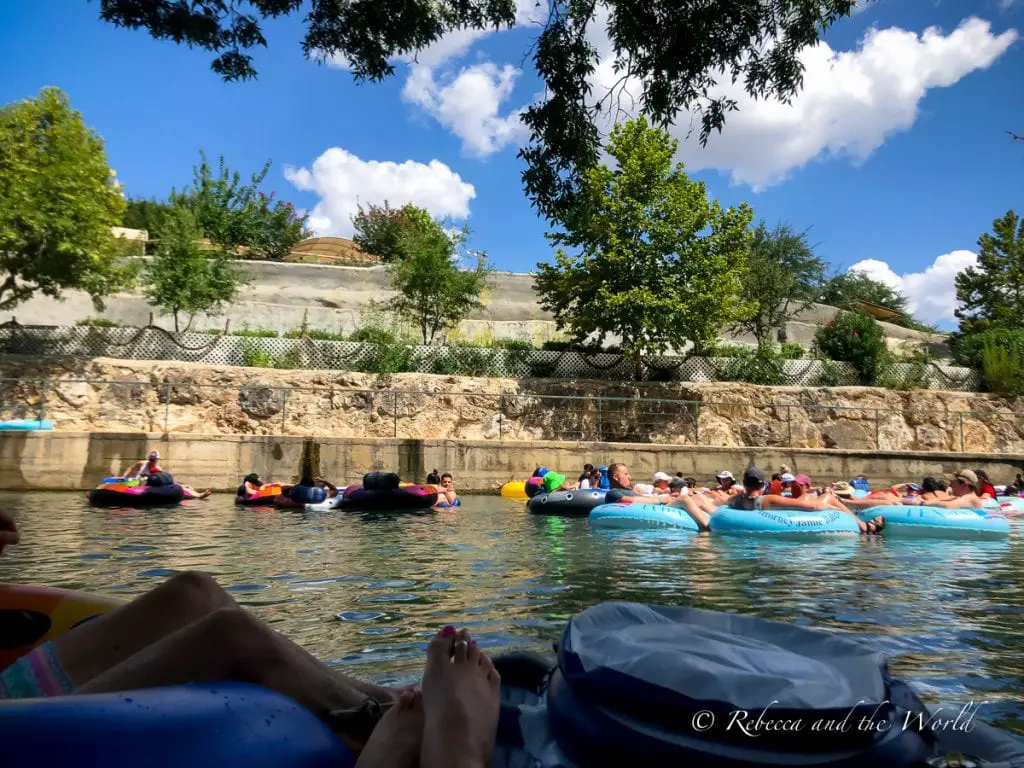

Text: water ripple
xmin=1 ymin=491 xmax=1023 ymax=732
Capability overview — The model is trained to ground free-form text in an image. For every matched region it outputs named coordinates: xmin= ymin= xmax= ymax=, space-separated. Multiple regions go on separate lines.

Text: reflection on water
xmin=2 ymin=492 xmax=1023 ymax=729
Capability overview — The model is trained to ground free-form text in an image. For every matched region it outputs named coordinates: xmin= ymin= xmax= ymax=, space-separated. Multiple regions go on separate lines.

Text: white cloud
xmin=847 ymin=250 xmax=979 ymax=324
xmin=394 ymin=1 xmax=545 ymax=157
xmin=587 ymin=16 xmax=1018 ymax=189
xmin=283 ymin=148 xmax=477 ymax=237
xmin=403 ymin=62 xmax=529 ymax=157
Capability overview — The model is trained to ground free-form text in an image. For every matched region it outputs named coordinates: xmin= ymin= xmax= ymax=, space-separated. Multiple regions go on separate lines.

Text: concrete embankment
xmin=1 ymin=431 xmax=1021 ymax=492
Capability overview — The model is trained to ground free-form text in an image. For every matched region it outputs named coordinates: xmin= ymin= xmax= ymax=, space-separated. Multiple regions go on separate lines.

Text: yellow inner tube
xmin=0 ymin=584 xmax=124 ymax=672
xmin=500 ymin=481 xmax=528 ymax=500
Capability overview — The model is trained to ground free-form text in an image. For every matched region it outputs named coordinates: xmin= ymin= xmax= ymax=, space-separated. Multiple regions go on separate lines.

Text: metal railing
xmin=0 ymin=376 xmax=1014 ymax=453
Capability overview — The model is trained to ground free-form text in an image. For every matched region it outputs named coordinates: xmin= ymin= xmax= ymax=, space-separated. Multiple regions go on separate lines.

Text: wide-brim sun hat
xmin=542 ymin=471 xmax=566 ymax=493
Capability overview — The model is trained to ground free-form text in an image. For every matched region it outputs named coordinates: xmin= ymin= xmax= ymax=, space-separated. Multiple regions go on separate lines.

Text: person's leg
xmin=420 ymin=628 xmax=500 ymax=768
xmin=671 ymin=497 xmax=712 ymax=531
xmin=355 ymin=689 xmax=424 ymax=768
xmin=54 ymin=571 xmax=398 ymax=704
xmin=53 ymin=570 xmax=235 ymax=686
xmin=820 ymin=493 xmax=884 ymax=534
xmin=73 ymin=606 xmax=391 ymax=742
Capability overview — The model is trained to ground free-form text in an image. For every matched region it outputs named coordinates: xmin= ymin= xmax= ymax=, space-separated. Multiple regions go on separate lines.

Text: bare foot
xmin=421 ymin=627 xmax=501 ymax=768
xmin=198 ymin=489 xmax=212 ymax=499
xmin=355 ymin=689 xmax=424 ymax=768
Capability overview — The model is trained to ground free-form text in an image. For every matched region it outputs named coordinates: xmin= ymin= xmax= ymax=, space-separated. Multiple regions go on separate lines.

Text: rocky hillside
xmin=1 ymin=356 xmax=1019 ymax=453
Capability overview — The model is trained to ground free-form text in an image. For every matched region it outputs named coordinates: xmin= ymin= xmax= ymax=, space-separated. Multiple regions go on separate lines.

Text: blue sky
xmin=1 ymin=1 xmax=1021 ymax=328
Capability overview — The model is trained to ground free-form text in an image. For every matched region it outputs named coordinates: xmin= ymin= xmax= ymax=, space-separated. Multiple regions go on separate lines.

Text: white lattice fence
xmin=0 ymin=323 xmax=979 ymax=390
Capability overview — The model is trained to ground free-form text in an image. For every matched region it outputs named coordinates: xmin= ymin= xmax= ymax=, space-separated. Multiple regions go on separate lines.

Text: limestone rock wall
xmin=0 ymin=356 xmax=1018 ymax=453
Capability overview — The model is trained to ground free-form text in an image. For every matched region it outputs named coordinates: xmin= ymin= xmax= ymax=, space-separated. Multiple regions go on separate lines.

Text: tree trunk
xmin=173 ymin=310 xmax=181 ymax=333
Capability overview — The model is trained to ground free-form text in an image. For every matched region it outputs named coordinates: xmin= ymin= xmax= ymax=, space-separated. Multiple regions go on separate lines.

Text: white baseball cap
xmin=781 ymin=472 xmax=795 ymax=483
xmin=652 ymin=471 xmax=672 ymax=483
xmin=716 ymin=470 xmax=735 ymax=480
xmin=148 ymin=450 xmax=161 ymax=460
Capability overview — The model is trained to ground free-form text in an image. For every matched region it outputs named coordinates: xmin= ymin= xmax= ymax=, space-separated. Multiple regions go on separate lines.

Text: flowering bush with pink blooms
xmin=814 ymin=310 xmax=889 ymax=385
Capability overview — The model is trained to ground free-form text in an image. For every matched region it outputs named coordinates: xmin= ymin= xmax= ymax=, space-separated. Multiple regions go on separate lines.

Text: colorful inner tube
xmin=235 ymin=484 xmax=284 ymax=506
xmin=527 ymin=489 xmax=607 ymax=516
xmin=589 ymin=503 xmax=699 ymax=531
xmin=709 ymin=506 xmax=862 ymax=536
xmin=859 ymin=505 xmax=1010 ymax=539
xmin=87 ymin=483 xmax=185 ymax=508
xmin=0 ymin=584 xmax=124 ymax=672
xmin=500 ymin=481 xmax=528 ymax=500
xmin=1 ymin=682 xmax=356 ymax=767
xmin=340 ymin=484 xmax=438 ymax=512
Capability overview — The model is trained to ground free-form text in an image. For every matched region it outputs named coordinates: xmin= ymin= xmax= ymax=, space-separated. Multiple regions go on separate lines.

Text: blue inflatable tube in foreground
xmin=710 ymin=506 xmax=862 ymax=536
xmin=589 ymin=503 xmax=699 ymax=531
xmin=858 ymin=505 xmax=1010 ymax=539
xmin=0 ymin=682 xmax=356 ymax=768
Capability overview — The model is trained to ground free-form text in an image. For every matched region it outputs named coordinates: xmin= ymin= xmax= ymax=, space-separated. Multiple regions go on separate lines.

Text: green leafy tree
xmin=954 ymin=210 xmax=1024 ymax=338
xmin=172 ymin=152 xmax=310 ymax=260
xmin=733 ymin=221 xmax=826 ymax=347
xmin=819 ymin=270 xmax=910 ymax=315
xmin=385 ymin=220 xmax=492 ymax=344
xmin=143 ymin=204 xmax=250 ymax=332
xmin=95 ymin=0 xmax=860 ymax=221
xmin=122 ymin=198 xmax=174 ymax=240
xmin=533 ymin=118 xmax=753 ymax=378
xmin=0 ymin=87 xmax=137 ymax=311
xmin=352 ymin=201 xmax=437 ymax=262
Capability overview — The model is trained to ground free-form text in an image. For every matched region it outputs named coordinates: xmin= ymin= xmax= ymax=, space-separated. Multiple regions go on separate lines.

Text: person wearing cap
xmin=652 ymin=472 xmax=672 ymax=493
xmin=604 ymin=463 xmax=717 ymax=530
xmin=929 ymin=470 xmax=989 ymax=510
xmin=714 ymin=470 xmax=739 ymax=494
xmin=121 ymin=450 xmax=164 ymax=480
xmin=726 ymin=467 xmax=886 ymax=534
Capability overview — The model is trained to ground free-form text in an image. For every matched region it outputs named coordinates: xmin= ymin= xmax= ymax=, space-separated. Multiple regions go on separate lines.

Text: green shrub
xmin=76 ymin=317 xmax=123 ymax=327
xmin=232 ymin=327 xmax=279 ymax=338
xmin=814 ymin=311 xmax=888 ymax=385
xmin=814 ymin=360 xmax=846 ymax=387
xmin=283 ymin=328 xmax=348 ymax=341
xmin=780 ymin=343 xmax=804 ymax=360
xmin=716 ymin=346 xmax=785 ymax=386
xmin=708 ymin=344 xmax=754 ymax=358
xmin=980 ymin=339 xmax=1024 ymax=396
xmin=241 ymin=339 xmax=274 ymax=368
xmin=951 ymin=328 xmax=1024 ymax=369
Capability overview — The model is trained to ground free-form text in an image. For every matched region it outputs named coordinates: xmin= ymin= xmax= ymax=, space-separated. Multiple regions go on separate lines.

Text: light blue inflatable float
xmin=0 ymin=419 xmax=53 ymax=431
xmin=710 ymin=506 xmax=862 ymax=536
xmin=858 ymin=504 xmax=1009 ymax=539
xmin=589 ymin=503 xmax=699 ymax=531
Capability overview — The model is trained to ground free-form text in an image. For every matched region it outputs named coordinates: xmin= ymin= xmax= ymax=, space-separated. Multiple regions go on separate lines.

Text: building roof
xmin=850 ymin=299 xmax=902 ymax=322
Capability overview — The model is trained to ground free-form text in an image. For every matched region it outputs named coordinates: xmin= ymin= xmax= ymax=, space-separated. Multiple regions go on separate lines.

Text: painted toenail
xmin=441 ymin=625 xmax=456 ymax=636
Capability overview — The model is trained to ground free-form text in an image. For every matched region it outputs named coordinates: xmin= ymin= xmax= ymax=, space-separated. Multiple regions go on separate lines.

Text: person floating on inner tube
xmin=237 ymin=473 xmax=265 ymax=500
xmin=604 ymin=463 xmax=717 ymax=531
xmin=726 ymin=468 xmax=886 ymax=535
xmin=432 ymin=473 xmax=461 ymax=508
xmin=121 ymin=450 xmax=163 ymax=480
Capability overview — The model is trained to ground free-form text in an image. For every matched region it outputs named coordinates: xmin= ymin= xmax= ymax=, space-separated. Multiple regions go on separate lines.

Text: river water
xmin=2 ymin=492 xmax=1023 ymax=731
